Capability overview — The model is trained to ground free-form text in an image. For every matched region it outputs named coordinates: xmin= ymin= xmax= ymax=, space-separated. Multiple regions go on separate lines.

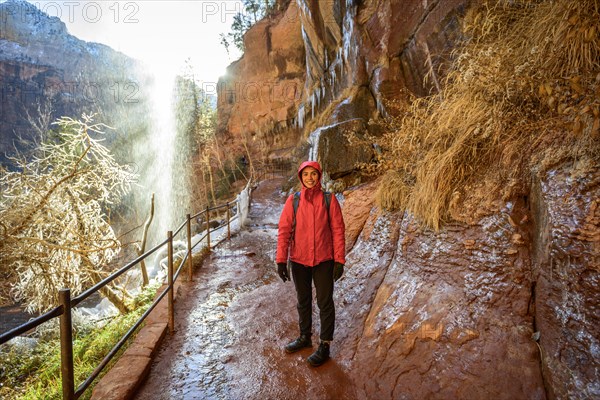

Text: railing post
xmin=167 ymin=231 xmax=174 ymax=335
xmin=186 ymin=214 xmax=193 ymax=282
xmin=59 ymin=288 xmax=75 ymax=400
xmin=226 ymin=202 xmax=231 ymax=240
xmin=205 ymin=206 xmax=211 ymax=251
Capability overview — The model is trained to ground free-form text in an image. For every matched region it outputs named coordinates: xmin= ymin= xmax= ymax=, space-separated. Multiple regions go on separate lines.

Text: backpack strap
xmin=293 ymin=191 xmax=301 ymax=215
xmin=291 ymin=191 xmax=300 ymax=242
xmin=324 ymin=192 xmax=331 ymax=210
xmin=324 ymin=192 xmax=331 ymax=228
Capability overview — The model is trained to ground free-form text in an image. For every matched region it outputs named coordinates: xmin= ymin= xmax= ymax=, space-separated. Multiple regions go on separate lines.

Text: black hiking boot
xmin=307 ymin=341 xmax=330 ymax=367
xmin=284 ymin=334 xmax=312 ymax=353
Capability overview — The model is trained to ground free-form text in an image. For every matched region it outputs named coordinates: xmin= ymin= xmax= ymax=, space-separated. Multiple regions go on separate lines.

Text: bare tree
xmin=0 ymin=115 xmax=136 ymax=313
xmin=135 ymin=194 xmax=154 ymax=287
xmin=25 ymin=98 xmax=55 ymax=142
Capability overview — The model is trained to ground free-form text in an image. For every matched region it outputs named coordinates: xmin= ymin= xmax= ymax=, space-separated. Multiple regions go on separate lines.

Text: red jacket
xmin=276 ymin=161 xmax=346 ymax=267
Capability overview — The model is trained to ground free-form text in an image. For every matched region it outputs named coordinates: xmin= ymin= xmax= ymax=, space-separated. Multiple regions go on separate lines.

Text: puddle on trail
xmin=175 ymin=290 xmax=235 ymax=399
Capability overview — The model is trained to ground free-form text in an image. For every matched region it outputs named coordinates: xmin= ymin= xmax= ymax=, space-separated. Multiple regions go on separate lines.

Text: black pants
xmin=291 ymin=260 xmax=335 ymax=341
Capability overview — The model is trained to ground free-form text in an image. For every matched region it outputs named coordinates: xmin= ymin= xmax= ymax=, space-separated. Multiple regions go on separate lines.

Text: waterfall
xmin=132 ymin=69 xmax=191 ymax=260
xmin=150 ymin=72 xmax=177 ymax=238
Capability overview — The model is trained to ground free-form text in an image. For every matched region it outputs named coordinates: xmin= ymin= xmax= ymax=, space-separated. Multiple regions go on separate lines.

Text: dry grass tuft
xmin=375 ymin=170 xmax=413 ymax=212
xmin=368 ymin=0 xmax=600 ymax=230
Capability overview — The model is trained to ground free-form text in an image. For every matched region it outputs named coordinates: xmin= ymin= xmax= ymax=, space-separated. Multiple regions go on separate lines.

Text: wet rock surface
xmin=346 ymin=213 xmax=544 ymax=399
xmin=311 ymin=118 xmax=372 ymax=180
xmin=531 ymin=163 xmax=600 ymax=399
xmin=334 ymin=183 xmax=547 ymax=399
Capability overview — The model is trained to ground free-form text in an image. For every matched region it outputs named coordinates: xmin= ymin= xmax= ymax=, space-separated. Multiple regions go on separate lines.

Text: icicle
xmin=318 ymin=85 xmax=322 ymax=106
xmin=331 ymin=66 xmax=336 ymax=88
xmin=301 ymin=27 xmax=311 ymax=80
xmin=298 ymin=0 xmax=311 ymax=18
xmin=376 ymin=95 xmax=387 ymax=118
xmin=297 ymin=104 xmax=305 ymax=129
xmin=307 ymin=127 xmax=323 ymax=161
xmin=342 ymin=1 xmax=357 ymax=66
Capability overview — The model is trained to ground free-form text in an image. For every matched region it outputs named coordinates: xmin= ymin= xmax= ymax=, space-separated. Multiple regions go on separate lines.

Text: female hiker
xmin=275 ymin=160 xmax=346 ymax=367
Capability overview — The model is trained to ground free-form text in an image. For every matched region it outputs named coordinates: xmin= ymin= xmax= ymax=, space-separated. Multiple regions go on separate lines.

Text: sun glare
xmin=24 ymin=0 xmax=242 ymax=83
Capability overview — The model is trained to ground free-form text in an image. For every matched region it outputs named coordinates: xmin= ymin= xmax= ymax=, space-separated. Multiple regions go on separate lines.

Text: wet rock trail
xmin=134 ymin=177 xmax=358 ymax=400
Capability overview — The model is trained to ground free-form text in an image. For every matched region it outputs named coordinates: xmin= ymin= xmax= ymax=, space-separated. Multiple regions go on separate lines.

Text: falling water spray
xmin=132 ymin=69 xmax=192 ymax=276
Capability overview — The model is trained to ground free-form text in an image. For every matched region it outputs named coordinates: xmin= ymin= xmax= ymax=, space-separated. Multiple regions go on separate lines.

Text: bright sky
xmin=23 ymin=0 xmax=243 ymax=84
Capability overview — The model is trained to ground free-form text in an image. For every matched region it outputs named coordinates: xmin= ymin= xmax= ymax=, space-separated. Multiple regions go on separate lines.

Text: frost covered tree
xmin=0 ymin=115 xmax=136 ymax=313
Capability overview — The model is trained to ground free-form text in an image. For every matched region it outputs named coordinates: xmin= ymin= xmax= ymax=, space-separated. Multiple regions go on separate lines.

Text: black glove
xmin=333 ymin=262 xmax=344 ymax=281
xmin=277 ymin=262 xmax=290 ymax=282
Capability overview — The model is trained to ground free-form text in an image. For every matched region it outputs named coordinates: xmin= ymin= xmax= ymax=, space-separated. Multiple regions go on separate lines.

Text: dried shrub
xmin=369 ymin=0 xmax=600 ymax=230
xmin=375 ymin=170 xmax=412 ymax=212
xmin=0 ymin=115 xmax=136 ymax=313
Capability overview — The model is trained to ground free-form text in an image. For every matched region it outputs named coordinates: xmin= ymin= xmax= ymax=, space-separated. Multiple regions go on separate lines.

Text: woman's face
xmin=301 ymin=167 xmax=319 ymax=188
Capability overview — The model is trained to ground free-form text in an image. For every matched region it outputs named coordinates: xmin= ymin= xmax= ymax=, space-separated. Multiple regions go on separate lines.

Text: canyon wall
xmin=0 ymin=0 xmax=146 ymax=166
xmin=529 ymin=165 xmax=600 ymax=399
xmin=217 ymin=0 xmax=468 ymax=174
xmin=219 ymin=0 xmax=599 ymax=398
xmin=216 ymin=0 xmax=305 ymax=161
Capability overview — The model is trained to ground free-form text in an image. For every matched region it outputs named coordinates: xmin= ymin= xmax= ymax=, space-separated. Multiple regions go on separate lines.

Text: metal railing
xmin=0 ymin=187 xmax=244 ymax=399
xmin=0 ymin=161 xmax=291 ymax=399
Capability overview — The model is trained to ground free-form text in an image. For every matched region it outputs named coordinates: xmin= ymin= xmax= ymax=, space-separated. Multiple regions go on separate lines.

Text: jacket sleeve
xmin=329 ymin=195 xmax=346 ymax=264
xmin=276 ymin=195 xmax=294 ymax=264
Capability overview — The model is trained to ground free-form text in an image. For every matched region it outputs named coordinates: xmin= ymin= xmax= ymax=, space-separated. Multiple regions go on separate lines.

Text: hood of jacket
xmin=297 ymin=160 xmax=323 ymax=191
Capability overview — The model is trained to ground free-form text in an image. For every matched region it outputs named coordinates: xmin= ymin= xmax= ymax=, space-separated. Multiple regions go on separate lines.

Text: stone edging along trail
xmin=90 ymin=278 xmax=187 ymax=400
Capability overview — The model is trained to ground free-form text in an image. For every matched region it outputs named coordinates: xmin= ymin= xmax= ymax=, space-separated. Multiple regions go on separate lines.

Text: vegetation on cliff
xmin=219 ymin=0 xmax=279 ymax=53
xmin=370 ymin=0 xmax=599 ymax=230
